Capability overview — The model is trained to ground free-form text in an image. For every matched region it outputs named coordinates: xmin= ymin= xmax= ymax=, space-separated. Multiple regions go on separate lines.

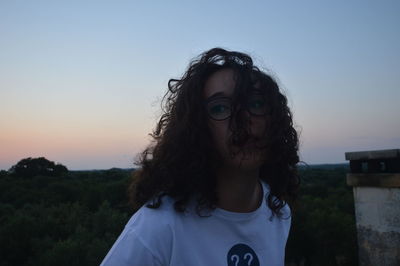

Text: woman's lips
xmin=231 ymin=140 xmax=261 ymax=151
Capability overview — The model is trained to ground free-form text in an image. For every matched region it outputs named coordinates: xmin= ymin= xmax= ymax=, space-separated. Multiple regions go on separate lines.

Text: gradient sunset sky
xmin=1 ymin=1 xmax=399 ymax=170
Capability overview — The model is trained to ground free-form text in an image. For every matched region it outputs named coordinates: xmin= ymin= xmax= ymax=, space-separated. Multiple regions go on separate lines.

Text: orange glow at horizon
xmin=1 ymin=121 xmax=152 ymax=170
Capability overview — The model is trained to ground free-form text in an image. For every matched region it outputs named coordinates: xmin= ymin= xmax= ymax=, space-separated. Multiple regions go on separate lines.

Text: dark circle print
xmin=227 ymin=243 xmax=260 ymax=266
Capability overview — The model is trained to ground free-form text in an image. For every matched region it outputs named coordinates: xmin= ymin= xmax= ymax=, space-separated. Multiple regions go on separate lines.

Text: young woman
xmin=101 ymin=48 xmax=299 ymax=266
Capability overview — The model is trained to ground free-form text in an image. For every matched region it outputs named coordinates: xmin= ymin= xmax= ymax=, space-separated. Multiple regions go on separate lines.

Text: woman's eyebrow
xmin=206 ymin=92 xmax=229 ymax=101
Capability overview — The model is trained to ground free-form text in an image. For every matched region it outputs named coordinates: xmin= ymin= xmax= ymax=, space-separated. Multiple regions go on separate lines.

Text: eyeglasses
xmin=205 ymin=94 xmax=269 ymax=121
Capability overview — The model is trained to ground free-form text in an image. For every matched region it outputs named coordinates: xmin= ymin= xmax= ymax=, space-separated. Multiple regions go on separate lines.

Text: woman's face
xmin=203 ymin=68 xmax=268 ymax=170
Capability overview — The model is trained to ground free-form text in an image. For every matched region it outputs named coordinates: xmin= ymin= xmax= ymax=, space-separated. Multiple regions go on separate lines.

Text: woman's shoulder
xmin=119 ymin=196 xmax=178 ymax=257
xmin=125 ymin=195 xmax=178 ymax=230
xmin=101 ymin=197 xmax=178 ymax=265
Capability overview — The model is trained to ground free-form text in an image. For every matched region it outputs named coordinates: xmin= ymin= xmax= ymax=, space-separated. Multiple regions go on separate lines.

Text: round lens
xmin=207 ymin=98 xmax=231 ymax=120
xmin=247 ymin=95 xmax=267 ymax=116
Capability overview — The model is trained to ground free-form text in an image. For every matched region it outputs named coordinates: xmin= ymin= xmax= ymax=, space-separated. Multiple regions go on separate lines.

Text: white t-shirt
xmin=101 ymin=181 xmax=291 ymax=266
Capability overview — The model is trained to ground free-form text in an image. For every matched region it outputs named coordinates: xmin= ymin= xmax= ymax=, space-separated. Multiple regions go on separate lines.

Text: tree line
xmin=0 ymin=157 xmax=358 ymax=266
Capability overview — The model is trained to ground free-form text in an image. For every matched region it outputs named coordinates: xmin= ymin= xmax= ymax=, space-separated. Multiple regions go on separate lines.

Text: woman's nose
xmin=229 ymin=107 xmax=253 ymax=136
xmin=229 ymin=108 xmax=253 ymax=146
xmin=233 ymin=106 xmax=252 ymax=125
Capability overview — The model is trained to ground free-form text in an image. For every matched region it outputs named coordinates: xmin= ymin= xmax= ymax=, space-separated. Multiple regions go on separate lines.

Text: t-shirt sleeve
xmin=100 ymin=229 xmax=163 ymax=266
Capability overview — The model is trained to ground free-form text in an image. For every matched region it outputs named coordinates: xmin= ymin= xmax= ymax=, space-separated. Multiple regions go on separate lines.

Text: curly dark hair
xmin=129 ymin=47 xmax=300 ymax=217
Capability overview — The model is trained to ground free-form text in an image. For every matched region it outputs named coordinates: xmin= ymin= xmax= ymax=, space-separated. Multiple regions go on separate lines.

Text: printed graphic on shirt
xmin=227 ymin=243 xmax=260 ymax=266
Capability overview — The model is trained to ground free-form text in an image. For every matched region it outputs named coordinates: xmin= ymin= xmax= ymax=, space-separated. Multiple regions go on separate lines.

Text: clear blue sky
xmin=1 ymin=0 xmax=399 ymax=170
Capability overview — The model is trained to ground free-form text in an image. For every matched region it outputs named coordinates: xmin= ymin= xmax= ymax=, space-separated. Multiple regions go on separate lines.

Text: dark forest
xmin=0 ymin=158 xmax=357 ymax=266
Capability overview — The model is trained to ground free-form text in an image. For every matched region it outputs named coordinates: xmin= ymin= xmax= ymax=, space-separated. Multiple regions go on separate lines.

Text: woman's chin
xmin=225 ymin=151 xmax=264 ymax=170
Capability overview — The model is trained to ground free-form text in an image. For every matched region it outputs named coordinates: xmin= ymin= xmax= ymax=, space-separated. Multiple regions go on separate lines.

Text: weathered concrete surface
xmin=346 ymin=149 xmax=400 ymax=265
xmin=347 ymin=174 xmax=400 ymax=187
xmin=345 ymin=149 xmax=400 ymax=160
xmin=357 ymin=226 xmax=400 ymax=266
xmin=353 ymin=187 xmax=400 ymax=266
xmin=346 ymin=149 xmax=400 ymax=173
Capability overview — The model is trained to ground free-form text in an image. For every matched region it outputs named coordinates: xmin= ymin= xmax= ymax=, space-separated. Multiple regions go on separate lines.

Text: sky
xmin=1 ymin=0 xmax=399 ymax=170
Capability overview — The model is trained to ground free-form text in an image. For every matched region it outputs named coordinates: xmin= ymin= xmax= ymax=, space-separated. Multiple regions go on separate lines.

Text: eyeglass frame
xmin=204 ymin=93 xmax=270 ymax=121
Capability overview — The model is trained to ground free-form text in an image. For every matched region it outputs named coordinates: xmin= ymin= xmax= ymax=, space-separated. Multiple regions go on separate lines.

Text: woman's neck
xmin=215 ymin=166 xmax=263 ymax=213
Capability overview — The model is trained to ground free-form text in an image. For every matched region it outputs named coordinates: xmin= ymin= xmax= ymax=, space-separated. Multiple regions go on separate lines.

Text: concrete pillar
xmin=345 ymin=149 xmax=400 ymax=266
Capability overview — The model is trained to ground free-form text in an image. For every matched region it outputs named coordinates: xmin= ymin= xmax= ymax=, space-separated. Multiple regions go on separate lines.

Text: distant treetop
xmin=8 ymin=157 xmax=68 ymax=178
